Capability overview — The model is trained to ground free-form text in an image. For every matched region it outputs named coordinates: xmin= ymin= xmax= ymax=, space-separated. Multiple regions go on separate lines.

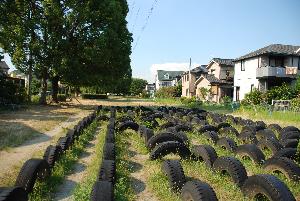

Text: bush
xmin=141 ymin=90 xmax=150 ymax=98
xmin=291 ymin=96 xmax=300 ymax=111
xmin=180 ymin=96 xmax=202 ymax=108
xmin=57 ymin=94 xmax=67 ymax=102
xmin=241 ymin=89 xmax=263 ymax=105
xmin=81 ymin=94 xmax=108 ymax=99
xmin=155 ymin=86 xmax=179 ymax=98
xmin=221 ymin=95 xmax=232 ymax=105
xmin=263 ymin=83 xmax=296 ymax=104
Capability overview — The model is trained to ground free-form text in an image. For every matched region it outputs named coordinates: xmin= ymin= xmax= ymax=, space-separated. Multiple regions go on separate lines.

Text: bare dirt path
xmin=128 ymin=143 xmax=159 ymax=201
xmin=0 ymin=110 xmax=90 ymax=185
xmin=53 ymin=126 xmax=101 ymax=201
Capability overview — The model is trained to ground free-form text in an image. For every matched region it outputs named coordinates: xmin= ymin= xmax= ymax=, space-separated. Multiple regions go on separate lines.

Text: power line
xmin=128 ymin=0 xmax=136 ymax=22
xmin=131 ymin=7 xmax=140 ymax=33
xmin=132 ymin=0 xmax=159 ymax=52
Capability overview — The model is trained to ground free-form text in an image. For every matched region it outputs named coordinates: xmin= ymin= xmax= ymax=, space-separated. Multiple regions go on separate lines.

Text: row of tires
xmin=0 ymin=110 xmax=98 ymax=201
xmin=91 ymin=108 xmax=116 ymax=201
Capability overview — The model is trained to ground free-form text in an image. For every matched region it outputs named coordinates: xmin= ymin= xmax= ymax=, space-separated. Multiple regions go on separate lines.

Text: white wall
xmin=233 ymin=57 xmax=259 ymax=101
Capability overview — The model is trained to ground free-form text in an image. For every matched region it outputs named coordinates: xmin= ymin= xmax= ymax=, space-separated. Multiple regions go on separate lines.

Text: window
xmin=210 ymin=69 xmax=215 ymax=75
xmin=251 ymin=84 xmax=254 ymax=92
xmin=187 ymin=74 xmax=189 ymax=81
xmin=298 ymin=57 xmax=300 ymax=70
xmin=225 ymin=70 xmax=230 ymax=77
xmin=269 ymin=56 xmax=284 ymax=67
xmin=164 ymin=73 xmax=169 ymax=79
xmin=241 ymin=60 xmax=245 ymax=71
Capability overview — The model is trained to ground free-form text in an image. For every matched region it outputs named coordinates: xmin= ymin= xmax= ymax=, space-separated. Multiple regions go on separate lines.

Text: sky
xmin=3 ymin=0 xmax=300 ymax=83
xmin=126 ymin=0 xmax=300 ymax=83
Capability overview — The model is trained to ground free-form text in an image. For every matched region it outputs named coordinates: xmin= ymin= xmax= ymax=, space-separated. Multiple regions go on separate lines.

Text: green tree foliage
xmin=241 ymin=89 xmax=263 ymax=105
xmin=129 ymin=78 xmax=147 ymax=95
xmin=155 ymin=86 xmax=180 ymax=98
xmin=0 ymin=0 xmax=132 ymax=104
xmin=264 ymin=83 xmax=296 ymax=104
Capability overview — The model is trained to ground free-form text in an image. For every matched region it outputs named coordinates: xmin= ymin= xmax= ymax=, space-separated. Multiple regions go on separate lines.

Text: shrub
xmin=57 ymin=94 xmax=67 ymax=102
xmin=241 ymin=89 xmax=263 ymax=105
xmin=141 ymin=89 xmax=150 ymax=98
xmin=290 ymin=96 xmax=300 ymax=112
xmin=221 ymin=95 xmax=232 ymax=105
xmin=81 ymin=94 xmax=108 ymax=99
xmin=155 ymin=86 xmax=179 ymax=98
xmin=264 ymin=83 xmax=296 ymax=104
xmin=199 ymin=87 xmax=209 ymax=100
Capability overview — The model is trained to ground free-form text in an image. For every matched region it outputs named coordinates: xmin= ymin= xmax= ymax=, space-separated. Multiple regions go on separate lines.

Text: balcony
xmin=256 ymin=66 xmax=298 ymax=79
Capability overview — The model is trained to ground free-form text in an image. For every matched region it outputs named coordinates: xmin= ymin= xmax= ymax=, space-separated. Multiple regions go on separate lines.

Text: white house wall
xmin=233 ymin=57 xmax=260 ymax=101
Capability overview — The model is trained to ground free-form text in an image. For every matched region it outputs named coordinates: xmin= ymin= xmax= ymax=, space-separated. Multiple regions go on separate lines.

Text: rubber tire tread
xmin=241 ymin=174 xmax=296 ymax=201
xmin=181 ymin=180 xmax=218 ymax=201
xmin=150 ymin=141 xmax=191 ymax=160
xmin=161 ymin=160 xmax=186 ymax=192
xmin=213 ymin=156 xmax=248 ymax=187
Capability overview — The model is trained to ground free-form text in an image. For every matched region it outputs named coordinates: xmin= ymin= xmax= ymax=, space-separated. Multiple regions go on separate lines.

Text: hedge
xmin=81 ymin=94 xmax=108 ymax=99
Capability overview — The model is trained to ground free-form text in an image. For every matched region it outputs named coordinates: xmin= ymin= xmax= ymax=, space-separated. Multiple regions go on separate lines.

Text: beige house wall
xmin=207 ymin=62 xmax=221 ymax=78
xmin=195 ymin=78 xmax=219 ymax=102
xmin=181 ymin=72 xmax=197 ymax=97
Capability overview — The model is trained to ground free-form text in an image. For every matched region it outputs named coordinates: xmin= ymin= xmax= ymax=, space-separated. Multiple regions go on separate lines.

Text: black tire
xmin=90 ymin=181 xmax=113 ymax=201
xmin=213 ymin=156 xmax=248 ymax=187
xmin=217 ymin=122 xmax=231 ymax=130
xmin=56 ymin=137 xmax=69 ymax=151
xmin=216 ymin=137 xmax=237 ymax=152
xmin=238 ymin=131 xmax=258 ymax=144
xmin=161 ymin=160 xmax=186 ymax=192
xmin=138 ymin=125 xmax=147 ymax=137
xmin=273 ymin=148 xmax=298 ymax=161
xmin=181 ymin=180 xmax=218 ymax=201
xmin=66 ymin=129 xmax=76 ymax=144
xmin=257 ymin=138 xmax=283 ymax=155
xmin=143 ymin=128 xmax=154 ymax=144
xmin=279 ymin=131 xmax=300 ymax=142
xmin=256 ymin=121 xmax=267 ymax=129
xmin=280 ymin=126 xmax=300 ymax=135
xmin=199 ymin=125 xmax=218 ymax=134
xmin=106 ymin=129 xmax=115 ymax=143
xmin=241 ymin=174 xmax=296 ymax=201
xmin=150 ymin=141 xmax=191 ymax=160
xmin=191 ymin=145 xmax=218 ymax=168
xmin=15 ymin=159 xmax=50 ymax=193
xmin=103 ymin=143 xmax=115 ymax=160
xmin=97 ymin=115 xmax=110 ymax=121
xmin=235 ymin=144 xmax=265 ymax=165
xmin=203 ymin=131 xmax=219 ymax=144
xmin=0 ymin=187 xmax=28 ymax=201
xmin=160 ymin=122 xmax=175 ymax=130
xmin=98 ymin=160 xmax=116 ymax=184
xmin=268 ymin=124 xmax=282 ymax=133
xmin=117 ymin=121 xmax=139 ymax=132
xmin=146 ymin=132 xmax=188 ymax=150
xmin=281 ymin=139 xmax=299 ymax=148
xmin=241 ymin=126 xmax=256 ymax=134
xmin=174 ymin=124 xmax=192 ymax=132
xmin=218 ymin=127 xmax=239 ymax=137
xmin=256 ymin=129 xmax=277 ymax=141
xmin=43 ymin=145 xmax=61 ymax=168
xmin=263 ymin=157 xmax=300 ymax=182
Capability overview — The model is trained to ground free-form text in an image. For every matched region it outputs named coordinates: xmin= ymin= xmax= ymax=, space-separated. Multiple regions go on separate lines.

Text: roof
xmin=0 ymin=61 xmax=9 ymax=70
xmin=212 ymin=58 xmax=234 ymax=66
xmin=235 ymin=44 xmax=300 ymax=61
xmin=182 ymin=65 xmax=208 ymax=75
xmin=195 ymin=74 xmax=233 ymax=85
xmin=157 ymin=70 xmax=184 ymax=81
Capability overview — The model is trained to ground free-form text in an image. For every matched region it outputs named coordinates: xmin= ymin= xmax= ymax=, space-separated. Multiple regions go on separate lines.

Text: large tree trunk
xmin=39 ymin=73 xmax=48 ymax=105
xmin=51 ymin=76 xmax=59 ymax=103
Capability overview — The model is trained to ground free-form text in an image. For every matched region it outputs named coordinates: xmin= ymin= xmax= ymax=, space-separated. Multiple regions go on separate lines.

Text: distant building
xmin=233 ymin=44 xmax=300 ymax=101
xmin=10 ymin=70 xmax=28 ymax=87
xmin=145 ymin=83 xmax=155 ymax=98
xmin=155 ymin=70 xmax=184 ymax=90
xmin=195 ymin=58 xmax=234 ymax=103
xmin=181 ymin=65 xmax=208 ymax=97
xmin=0 ymin=61 xmax=9 ymax=75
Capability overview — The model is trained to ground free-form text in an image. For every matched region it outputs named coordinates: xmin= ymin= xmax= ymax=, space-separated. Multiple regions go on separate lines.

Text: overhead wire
xmin=132 ymin=0 xmax=159 ymax=52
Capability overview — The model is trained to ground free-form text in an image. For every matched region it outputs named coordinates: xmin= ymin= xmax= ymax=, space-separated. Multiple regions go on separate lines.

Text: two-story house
xmin=181 ymin=65 xmax=207 ymax=97
xmin=233 ymin=44 xmax=300 ymax=101
xmin=0 ymin=60 xmax=9 ymax=76
xmin=195 ymin=58 xmax=234 ymax=103
xmin=155 ymin=70 xmax=184 ymax=90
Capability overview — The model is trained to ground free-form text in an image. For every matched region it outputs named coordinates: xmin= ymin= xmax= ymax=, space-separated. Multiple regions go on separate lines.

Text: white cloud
xmin=150 ymin=62 xmax=200 ymax=82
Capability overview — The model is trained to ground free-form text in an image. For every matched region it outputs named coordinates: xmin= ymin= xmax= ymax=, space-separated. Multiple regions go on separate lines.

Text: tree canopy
xmin=0 ymin=0 xmax=132 ymax=103
xmin=130 ymin=78 xmax=148 ymax=95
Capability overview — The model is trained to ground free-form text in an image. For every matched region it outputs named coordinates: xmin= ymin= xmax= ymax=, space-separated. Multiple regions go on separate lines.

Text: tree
xmin=130 ymin=78 xmax=147 ymax=95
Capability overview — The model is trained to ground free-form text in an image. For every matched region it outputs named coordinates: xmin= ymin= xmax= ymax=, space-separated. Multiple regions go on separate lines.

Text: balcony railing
xmin=256 ymin=66 xmax=298 ymax=79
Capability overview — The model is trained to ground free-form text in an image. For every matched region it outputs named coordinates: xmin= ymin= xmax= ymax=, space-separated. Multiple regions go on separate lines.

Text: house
xmin=0 ymin=61 xmax=9 ymax=75
xmin=233 ymin=44 xmax=300 ymax=101
xmin=145 ymin=83 xmax=156 ymax=98
xmin=155 ymin=70 xmax=184 ymax=90
xmin=181 ymin=65 xmax=207 ymax=97
xmin=195 ymin=58 xmax=234 ymax=103
xmin=10 ymin=70 xmax=28 ymax=87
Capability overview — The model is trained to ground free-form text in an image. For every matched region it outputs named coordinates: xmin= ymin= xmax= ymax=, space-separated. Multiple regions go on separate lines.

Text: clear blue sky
xmin=127 ymin=0 xmax=300 ymax=82
xmin=4 ymin=0 xmax=300 ymax=83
